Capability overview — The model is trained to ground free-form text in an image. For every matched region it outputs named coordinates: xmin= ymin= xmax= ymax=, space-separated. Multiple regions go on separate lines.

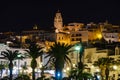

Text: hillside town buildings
xmin=0 ymin=11 xmax=120 ymax=79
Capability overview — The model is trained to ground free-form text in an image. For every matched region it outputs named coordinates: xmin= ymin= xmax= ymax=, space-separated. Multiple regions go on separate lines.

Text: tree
xmin=25 ymin=41 xmax=43 ymax=80
xmin=14 ymin=74 xmax=30 ymax=80
xmin=1 ymin=49 xmax=21 ymax=80
xmin=69 ymin=68 xmax=93 ymax=80
xmin=93 ymin=57 xmax=115 ymax=80
xmin=78 ymin=72 xmax=93 ymax=80
xmin=74 ymin=42 xmax=85 ymax=79
xmin=45 ymin=42 xmax=74 ymax=80
xmin=78 ymin=42 xmax=84 ymax=74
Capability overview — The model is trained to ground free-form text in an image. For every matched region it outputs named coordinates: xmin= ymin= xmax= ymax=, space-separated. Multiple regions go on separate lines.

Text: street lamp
xmin=66 ymin=67 xmax=70 ymax=71
xmin=17 ymin=54 xmax=21 ymax=74
xmin=113 ymin=65 xmax=118 ymax=80
xmin=75 ymin=43 xmax=84 ymax=64
xmin=75 ymin=42 xmax=84 ymax=72
xmin=113 ymin=65 xmax=117 ymax=70
xmin=75 ymin=46 xmax=81 ymax=65
xmin=74 ymin=43 xmax=84 ymax=80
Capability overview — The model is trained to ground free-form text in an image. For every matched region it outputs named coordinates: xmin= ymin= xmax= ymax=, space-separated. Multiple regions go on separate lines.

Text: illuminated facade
xmin=53 ymin=11 xmax=120 ymax=79
xmin=54 ymin=10 xmax=63 ymax=32
xmin=70 ymin=30 xmax=88 ymax=44
xmin=100 ymin=22 xmax=120 ymax=43
xmin=0 ymin=44 xmax=49 ymax=77
xmin=54 ymin=11 xmax=88 ymax=45
xmin=0 ymin=10 xmax=120 ymax=79
xmin=83 ymin=48 xmax=108 ymax=74
xmin=66 ymin=23 xmax=84 ymax=31
xmin=56 ymin=32 xmax=70 ymax=44
xmin=87 ymin=22 xmax=102 ymax=40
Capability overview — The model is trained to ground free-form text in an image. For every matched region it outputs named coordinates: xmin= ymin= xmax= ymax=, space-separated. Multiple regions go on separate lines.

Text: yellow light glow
xmin=66 ymin=67 xmax=70 ymax=71
xmin=96 ymin=69 xmax=100 ymax=72
xmin=73 ymin=64 xmax=76 ymax=67
xmin=97 ymin=34 xmax=102 ymax=39
xmin=63 ymin=69 xmax=66 ymax=72
xmin=113 ymin=65 xmax=117 ymax=70
xmin=39 ymin=63 xmax=43 ymax=68
xmin=91 ymin=65 xmax=94 ymax=68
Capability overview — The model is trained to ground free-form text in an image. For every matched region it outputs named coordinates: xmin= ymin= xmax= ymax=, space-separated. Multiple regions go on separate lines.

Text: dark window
xmin=76 ymin=38 xmax=81 ymax=41
xmin=71 ymin=34 xmax=74 ymax=37
xmin=14 ymin=61 xmax=16 ymax=66
xmin=71 ymin=38 xmax=74 ymax=41
xmin=76 ymin=34 xmax=78 ymax=36
xmin=71 ymin=53 xmax=74 ymax=58
xmin=79 ymin=34 xmax=82 ymax=36
xmin=24 ymin=62 xmax=27 ymax=66
xmin=79 ymin=38 xmax=81 ymax=41
xmin=58 ymin=37 xmax=60 ymax=40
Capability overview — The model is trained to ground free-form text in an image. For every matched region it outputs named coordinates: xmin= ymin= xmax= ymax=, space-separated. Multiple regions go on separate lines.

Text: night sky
xmin=0 ymin=0 xmax=120 ymax=32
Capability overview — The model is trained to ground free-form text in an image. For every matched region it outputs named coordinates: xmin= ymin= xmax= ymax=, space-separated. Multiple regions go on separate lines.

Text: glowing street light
xmin=75 ymin=46 xmax=81 ymax=65
xmin=75 ymin=46 xmax=81 ymax=51
xmin=73 ymin=64 xmax=76 ymax=67
xmin=75 ymin=43 xmax=84 ymax=65
xmin=74 ymin=42 xmax=84 ymax=80
xmin=113 ymin=65 xmax=117 ymax=70
xmin=63 ymin=69 xmax=66 ymax=73
xmin=66 ymin=67 xmax=70 ymax=71
xmin=17 ymin=54 xmax=22 ymax=74
xmin=96 ymin=69 xmax=100 ymax=72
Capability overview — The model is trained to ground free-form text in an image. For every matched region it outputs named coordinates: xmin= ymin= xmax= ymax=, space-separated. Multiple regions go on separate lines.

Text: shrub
xmin=1 ymin=76 xmax=9 ymax=80
xmin=14 ymin=74 xmax=30 ymax=80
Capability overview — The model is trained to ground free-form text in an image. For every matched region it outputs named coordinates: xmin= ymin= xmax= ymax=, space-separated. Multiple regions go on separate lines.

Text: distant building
xmin=100 ymin=22 xmax=120 ymax=43
xmin=70 ymin=30 xmax=88 ymax=44
xmin=54 ymin=11 xmax=88 ymax=45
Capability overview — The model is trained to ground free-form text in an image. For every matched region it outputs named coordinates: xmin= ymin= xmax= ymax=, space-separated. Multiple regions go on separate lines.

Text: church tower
xmin=115 ymin=46 xmax=119 ymax=55
xmin=54 ymin=10 xmax=63 ymax=32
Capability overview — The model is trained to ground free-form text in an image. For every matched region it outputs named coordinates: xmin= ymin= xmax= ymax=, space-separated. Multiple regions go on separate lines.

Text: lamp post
xmin=75 ymin=46 xmax=81 ymax=66
xmin=74 ymin=42 xmax=84 ymax=80
xmin=17 ymin=54 xmax=21 ymax=74
xmin=75 ymin=42 xmax=84 ymax=66
xmin=75 ymin=42 xmax=84 ymax=73
xmin=113 ymin=65 xmax=118 ymax=80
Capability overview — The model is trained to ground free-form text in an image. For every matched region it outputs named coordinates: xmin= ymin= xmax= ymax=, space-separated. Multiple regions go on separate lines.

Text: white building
xmin=0 ymin=44 xmax=49 ymax=78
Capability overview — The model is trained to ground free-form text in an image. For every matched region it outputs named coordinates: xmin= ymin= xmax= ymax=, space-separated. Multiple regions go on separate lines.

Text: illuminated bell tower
xmin=115 ymin=46 xmax=119 ymax=55
xmin=54 ymin=10 xmax=63 ymax=32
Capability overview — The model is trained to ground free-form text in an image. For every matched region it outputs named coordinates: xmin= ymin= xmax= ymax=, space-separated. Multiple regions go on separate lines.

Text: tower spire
xmin=54 ymin=10 xmax=63 ymax=32
xmin=57 ymin=9 xmax=60 ymax=13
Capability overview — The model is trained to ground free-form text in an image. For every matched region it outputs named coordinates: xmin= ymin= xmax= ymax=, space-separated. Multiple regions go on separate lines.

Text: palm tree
xmin=1 ymin=49 xmax=21 ymax=80
xmin=45 ymin=42 xmax=74 ymax=80
xmin=25 ymin=41 xmax=43 ymax=80
xmin=93 ymin=57 xmax=115 ymax=80
xmin=14 ymin=74 xmax=30 ymax=80
xmin=78 ymin=72 xmax=93 ymax=80
xmin=69 ymin=63 xmax=88 ymax=80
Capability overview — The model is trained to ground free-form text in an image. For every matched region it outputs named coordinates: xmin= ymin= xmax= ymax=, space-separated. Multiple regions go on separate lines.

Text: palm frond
xmin=64 ymin=55 xmax=72 ymax=66
xmin=44 ymin=56 xmax=53 ymax=67
xmin=1 ymin=49 xmax=21 ymax=61
xmin=46 ymin=42 xmax=74 ymax=69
